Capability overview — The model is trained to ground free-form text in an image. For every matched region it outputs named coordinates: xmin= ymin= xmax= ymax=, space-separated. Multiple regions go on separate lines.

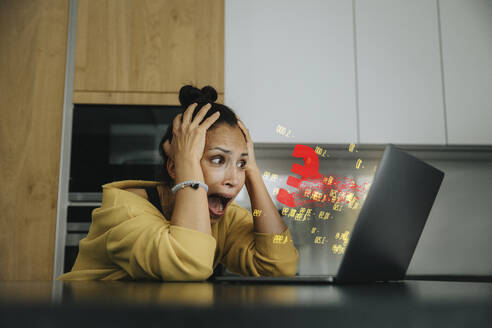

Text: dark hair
xmin=158 ymin=85 xmax=239 ymax=187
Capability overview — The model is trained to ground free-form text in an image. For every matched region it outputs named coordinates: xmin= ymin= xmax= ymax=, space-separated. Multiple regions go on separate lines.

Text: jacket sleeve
xmin=105 ymin=210 xmax=217 ymax=281
xmin=221 ymin=206 xmax=299 ymax=277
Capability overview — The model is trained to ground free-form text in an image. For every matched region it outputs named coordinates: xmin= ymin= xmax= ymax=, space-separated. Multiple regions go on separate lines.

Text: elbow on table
xmin=274 ymin=251 xmax=299 ymax=277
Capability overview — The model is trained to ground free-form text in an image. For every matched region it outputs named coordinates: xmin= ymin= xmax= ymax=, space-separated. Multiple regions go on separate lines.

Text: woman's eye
xmin=211 ymin=157 xmax=223 ymax=164
xmin=238 ymin=160 xmax=247 ymax=169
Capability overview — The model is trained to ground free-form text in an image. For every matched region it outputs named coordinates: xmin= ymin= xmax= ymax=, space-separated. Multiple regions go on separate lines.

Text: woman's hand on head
xmin=235 ymin=115 xmax=259 ymax=174
xmin=165 ymin=103 xmax=220 ymax=165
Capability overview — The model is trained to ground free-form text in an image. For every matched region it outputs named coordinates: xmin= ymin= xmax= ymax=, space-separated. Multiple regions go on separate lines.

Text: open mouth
xmin=207 ymin=193 xmax=233 ymax=218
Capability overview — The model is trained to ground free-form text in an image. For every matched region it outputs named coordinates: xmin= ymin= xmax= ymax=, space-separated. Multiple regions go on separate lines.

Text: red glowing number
xmin=276 ymin=144 xmax=322 ymax=207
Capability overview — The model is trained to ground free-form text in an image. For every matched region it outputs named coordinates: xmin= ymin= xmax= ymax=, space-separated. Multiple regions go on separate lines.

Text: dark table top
xmin=1 ymin=280 xmax=491 ymax=328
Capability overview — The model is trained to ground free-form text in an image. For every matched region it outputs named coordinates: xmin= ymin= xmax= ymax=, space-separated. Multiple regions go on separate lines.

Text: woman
xmin=58 ymin=85 xmax=299 ymax=281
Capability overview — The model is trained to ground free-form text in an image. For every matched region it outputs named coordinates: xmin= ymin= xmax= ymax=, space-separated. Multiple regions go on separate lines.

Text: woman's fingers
xmin=172 ymin=113 xmax=183 ymax=134
xmin=190 ymin=103 xmax=212 ymax=128
xmin=237 ymin=119 xmax=251 ymax=141
xmin=181 ymin=103 xmax=198 ymax=129
xmin=200 ymin=111 xmax=221 ymax=130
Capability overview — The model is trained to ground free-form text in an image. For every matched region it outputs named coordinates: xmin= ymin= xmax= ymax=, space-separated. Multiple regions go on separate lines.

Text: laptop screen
xmin=250 ymin=144 xmax=384 ymax=276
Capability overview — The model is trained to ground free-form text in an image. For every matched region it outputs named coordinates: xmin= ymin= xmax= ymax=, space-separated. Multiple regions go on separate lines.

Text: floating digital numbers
xmin=332 ymin=244 xmax=345 ymax=254
xmin=272 ymin=234 xmax=290 ymax=244
xmin=269 ymin=138 xmax=375 ymax=253
xmin=348 ymin=143 xmax=358 ymax=153
xmin=335 ymin=230 xmax=350 ymax=246
xmin=314 ymin=145 xmax=330 ymax=158
xmin=310 ymin=225 xmax=330 ymax=246
xmin=314 ymin=236 xmax=328 ymax=245
xmin=281 ymin=206 xmax=312 ymax=222
xmin=318 ymin=211 xmax=331 ymax=220
xmin=262 ymin=171 xmax=279 ymax=182
xmin=276 ymin=124 xmax=294 ymax=138
xmin=331 ymin=230 xmax=350 ymax=255
xmin=252 ymin=209 xmax=263 ymax=217
xmin=356 ymin=158 xmax=364 ymax=169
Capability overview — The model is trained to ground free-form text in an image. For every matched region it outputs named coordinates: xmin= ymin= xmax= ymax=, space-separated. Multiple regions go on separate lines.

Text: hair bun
xmin=200 ymin=86 xmax=218 ymax=103
xmin=179 ymin=85 xmax=218 ymax=107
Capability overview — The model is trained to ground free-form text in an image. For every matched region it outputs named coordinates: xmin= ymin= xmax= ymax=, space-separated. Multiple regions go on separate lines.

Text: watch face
xmin=191 ymin=183 xmax=199 ymax=189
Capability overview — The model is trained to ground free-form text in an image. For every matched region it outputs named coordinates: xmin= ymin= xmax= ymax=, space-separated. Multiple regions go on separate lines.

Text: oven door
xmin=69 ymin=104 xmax=181 ymax=201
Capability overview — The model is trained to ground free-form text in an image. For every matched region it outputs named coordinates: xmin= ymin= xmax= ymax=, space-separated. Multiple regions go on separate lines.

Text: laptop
xmin=213 ymin=145 xmax=444 ymax=283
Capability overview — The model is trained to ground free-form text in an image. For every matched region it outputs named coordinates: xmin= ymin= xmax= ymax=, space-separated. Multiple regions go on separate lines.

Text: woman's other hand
xmin=164 ymin=103 xmax=220 ymax=165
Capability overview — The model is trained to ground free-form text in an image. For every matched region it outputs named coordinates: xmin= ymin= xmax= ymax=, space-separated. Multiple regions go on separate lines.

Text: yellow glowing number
xmin=276 ymin=125 xmax=287 ymax=136
xmin=281 ymin=207 xmax=290 ymax=216
xmin=315 ymin=146 xmax=322 ymax=155
xmin=318 ymin=211 xmax=325 ymax=218
xmin=349 ymin=143 xmax=356 ymax=152
xmin=323 ymin=212 xmax=331 ymax=220
xmin=288 ymin=209 xmax=297 ymax=217
xmin=295 ymin=211 xmax=304 ymax=221
xmin=329 ymin=189 xmax=337 ymax=200
xmin=356 ymin=158 xmax=363 ymax=169
xmin=311 ymin=227 xmax=317 ymax=234
xmin=333 ymin=202 xmax=343 ymax=212
xmin=313 ymin=191 xmax=322 ymax=201
xmin=348 ymin=199 xmax=359 ymax=210
xmin=273 ymin=235 xmax=283 ymax=243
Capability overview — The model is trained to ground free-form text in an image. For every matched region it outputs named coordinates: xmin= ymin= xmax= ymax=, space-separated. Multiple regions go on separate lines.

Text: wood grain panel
xmin=0 ymin=0 xmax=68 ymax=280
xmin=75 ymin=0 xmax=224 ymax=100
xmin=74 ymin=91 xmax=224 ymax=105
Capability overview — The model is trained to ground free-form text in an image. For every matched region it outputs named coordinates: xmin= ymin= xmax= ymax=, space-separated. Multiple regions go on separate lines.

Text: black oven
xmin=69 ymin=104 xmax=181 ymax=201
xmin=64 ymin=104 xmax=181 ymax=272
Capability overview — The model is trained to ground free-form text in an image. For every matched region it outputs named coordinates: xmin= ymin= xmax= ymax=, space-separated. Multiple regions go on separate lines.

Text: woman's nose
xmin=224 ymin=165 xmax=240 ymax=187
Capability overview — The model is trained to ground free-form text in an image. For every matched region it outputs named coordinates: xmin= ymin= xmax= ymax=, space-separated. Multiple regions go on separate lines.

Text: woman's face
xmin=200 ymin=123 xmax=248 ymax=224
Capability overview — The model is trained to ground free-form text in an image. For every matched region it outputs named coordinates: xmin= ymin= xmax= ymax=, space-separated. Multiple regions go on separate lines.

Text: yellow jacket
xmin=57 ymin=180 xmax=299 ymax=281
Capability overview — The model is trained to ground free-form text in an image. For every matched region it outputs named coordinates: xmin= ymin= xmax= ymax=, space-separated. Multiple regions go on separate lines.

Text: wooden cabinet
xmin=356 ymin=0 xmax=446 ymax=145
xmin=0 ymin=0 xmax=68 ymax=280
xmin=439 ymin=0 xmax=492 ymax=145
xmin=74 ymin=0 xmax=224 ymax=105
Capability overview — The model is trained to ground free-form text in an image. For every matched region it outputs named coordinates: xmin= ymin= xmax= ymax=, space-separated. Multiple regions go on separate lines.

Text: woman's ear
xmin=166 ymin=158 xmax=176 ymax=180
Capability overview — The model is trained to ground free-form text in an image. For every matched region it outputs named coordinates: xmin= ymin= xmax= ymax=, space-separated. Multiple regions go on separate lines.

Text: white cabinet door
xmin=440 ymin=0 xmax=492 ymax=145
xmin=225 ymin=0 xmax=357 ymax=144
xmin=356 ymin=0 xmax=446 ymax=144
